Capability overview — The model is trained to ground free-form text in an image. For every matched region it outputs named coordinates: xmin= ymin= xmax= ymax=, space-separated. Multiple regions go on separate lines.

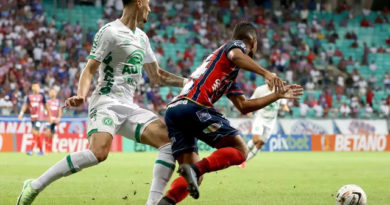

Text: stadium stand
xmin=0 ymin=0 xmax=390 ymax=118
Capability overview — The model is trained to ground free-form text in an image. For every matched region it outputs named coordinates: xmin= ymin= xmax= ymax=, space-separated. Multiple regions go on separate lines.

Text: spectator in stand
xmin=350 ymin=40 xmax=359 ymax=48
xmin=362 ymin=42 xmax=370 ymax=65
xmin=384 ymin=72 xmax=390 ymax=90
xmin=386 ymin=36 xmax=390 ymax=46
xmin=300 ymin=99 xmax=309 ymax=117
xmin=365 ymin=104 xmax=374 ymax=118
xmin=339 ymin=102 xmax=351 ymax=117
xmin=360 ymin=18 xmax=370 ymax=27
xmin=380 ymin=98 xmax=389 ymax=117
xmin=346 ymin=56 xmax=354 ymax=65
xmin=324 ymin=88 xmax=333 ymax=108
xmin=334 ymin=47 xmax=343 ymax=57
xmin=0 ymin=94 xmax=13 ymax=115
xmin=369 ymin=60 xmax=377 ymax=71
xmin=370 ymin=43 xmax=377 ymax=54
xmin=368 ymin=73 xmax=377 ymax=89
xmin=338 ymin=57 xmax=347 ymax=72
xmin=366 ymin=88 xmax=374 ymax=107
xmin=377 ymin=46 xmax=386 ymax=53
xmin=375 ymin=14 xmax=384 ymax=24
xmin=358 ymin=76 xmax=368 ymax=95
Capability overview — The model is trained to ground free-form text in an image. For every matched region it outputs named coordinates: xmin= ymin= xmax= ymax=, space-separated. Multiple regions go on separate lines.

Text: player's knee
xmin=89 ymin=133 xmax=112 ymax=162
xmin=142 ymin=120 xmax=170 ymax=147
xmin=252 ymin=136 xmax=262 ymax=145
xmin=236 ymin=144 xmax=249 ymax=159
xmin=90 ymin=148 xmax=109 ymax=162
xmin=257 ymin=140 xmax=265 ymax=148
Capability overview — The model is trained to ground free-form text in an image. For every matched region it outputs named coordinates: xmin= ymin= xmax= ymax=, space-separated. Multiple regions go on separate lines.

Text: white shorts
xmin=87 ymin=96 xmax=159 ymax=143
xmin=251 ymin=119 xmax=274 ymax=143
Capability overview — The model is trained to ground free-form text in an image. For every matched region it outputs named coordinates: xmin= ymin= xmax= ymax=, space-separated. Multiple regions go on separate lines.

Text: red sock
xmin=46 ymin=136 xmax=53 ymax=153
xmin=35 ymin=134 xmax=43 ymax=152
xmin=195 ymin=147 xmax=245 ymax=175
xmin=28 ymin=134 xmax=37 ymax=152
xmin=166 ymin=176 xmax=189 ymax=203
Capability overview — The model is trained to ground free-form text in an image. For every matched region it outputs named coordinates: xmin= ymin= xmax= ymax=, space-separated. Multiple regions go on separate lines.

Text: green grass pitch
xmin=1 ymin=152 xmax=389 ymax=205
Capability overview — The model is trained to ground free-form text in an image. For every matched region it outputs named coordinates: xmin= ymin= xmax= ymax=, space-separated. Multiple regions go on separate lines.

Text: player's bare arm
xmin=64 ymin=59 xmax=100 ymax=107
xmin=228 ymin=84 xmax=303 ymax=114
xmin=44 ymin=103 xmax=52 ymax=123
xmin=56 ymin=104 xmax=63 ymax=123
xmin=143 ymin=61 xmax=186 ymax=87
xmin=18 ymin=103 xmax=27 ymax=119
xmin=227 ymin=48 xmax=284 ymax=92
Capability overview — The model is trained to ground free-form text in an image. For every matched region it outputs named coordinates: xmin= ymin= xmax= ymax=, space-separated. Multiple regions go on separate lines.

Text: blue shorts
xmin=46 ymin=123 xmax=56 ymax=133
xmin=31 ymin=121 xmax=43 ymax=131
xmin=165 ymin=99 xmax=240 ymax=159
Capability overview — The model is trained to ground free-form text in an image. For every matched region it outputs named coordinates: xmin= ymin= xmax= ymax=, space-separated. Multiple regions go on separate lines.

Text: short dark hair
xmin=232 ymin=22 xmax=257 ymax=44
xmin=122 ymin=0 xmax=135 ymax=7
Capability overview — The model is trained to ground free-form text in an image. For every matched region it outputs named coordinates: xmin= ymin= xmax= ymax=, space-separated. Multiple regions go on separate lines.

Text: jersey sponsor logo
xmin=203 ymin=122 xmax=222 ymax=134
xmin=122 ymin=49 xmax=145 ymax=86
xmin=122 ymin=49 xmax=145 ymax=75
xmin=102 ymin=117 xmax=113 ymax=126
xmin=212 ymin=79 xmax=221 ymax=91
xmin=100 ymin=52 xmax=114 ymax=95
xmin=196 ymin=110 xmax=212 ymax=122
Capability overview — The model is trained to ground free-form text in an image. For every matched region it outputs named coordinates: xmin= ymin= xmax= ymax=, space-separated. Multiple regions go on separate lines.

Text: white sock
xmin=31 ymin=150 xmax=98 ymax=191
xmin=146 ymin=143 xmax=175 ymax=205
xmin=247 ymin=146 xmax=259 ymax=161
xmin=247 ymin=139 xmax=255 ymax=151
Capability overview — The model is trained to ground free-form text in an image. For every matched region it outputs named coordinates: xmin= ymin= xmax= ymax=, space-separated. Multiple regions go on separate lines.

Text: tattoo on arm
xmin=144 ymin=62 xmax=184 ymax=87
xmin=158 ymin=69 xmax=184 ymax=87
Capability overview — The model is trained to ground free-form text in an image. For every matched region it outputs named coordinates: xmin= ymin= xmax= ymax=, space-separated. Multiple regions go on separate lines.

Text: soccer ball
xmin=336 ymin=184 xmax=367 ymax=205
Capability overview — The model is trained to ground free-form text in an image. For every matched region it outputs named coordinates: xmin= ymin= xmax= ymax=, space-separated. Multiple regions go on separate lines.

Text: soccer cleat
xmin=26 ymin=151 xmax=33 ymax=156
xmin=37 ymin=151 xmax=44 ymax=156
xmin=157 ymin=196 xmax=176 ymax=205
xmin=16 ymin=179 xmax=39 ymax=205
xmin=177 ymin=164 xmax=199 ymax=199
xmin=238 ymin=162 xmax=246 ymax=169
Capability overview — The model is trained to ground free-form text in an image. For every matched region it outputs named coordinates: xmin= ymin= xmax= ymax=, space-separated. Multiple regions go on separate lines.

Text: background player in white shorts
xmin=244 ymin=79 xmax=290 ymax=165
xmin=17 ymin=1 xmax=187 ymax=205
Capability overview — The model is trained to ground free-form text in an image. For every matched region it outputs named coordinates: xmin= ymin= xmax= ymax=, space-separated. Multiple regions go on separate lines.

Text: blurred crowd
xmin=0 ymin=0 xmax=390 ymax=119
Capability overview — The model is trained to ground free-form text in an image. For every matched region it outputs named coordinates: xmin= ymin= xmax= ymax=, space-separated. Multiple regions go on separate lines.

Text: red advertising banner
xmin=312 ymin=134 xmax=390 ymax=152
xmin=0 ymin=118 xmax=122 ymax=152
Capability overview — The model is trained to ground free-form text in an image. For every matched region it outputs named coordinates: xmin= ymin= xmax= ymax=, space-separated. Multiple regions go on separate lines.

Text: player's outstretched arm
xmin=228 ymin=84 xmax=303 ymax=114
xmin=227 ymin=48 xmax=284 ymax=92
xmin=64 ymin=59 xmax=100 ymax=107
xmin=143 ymin=61 xmax=186 ymax=87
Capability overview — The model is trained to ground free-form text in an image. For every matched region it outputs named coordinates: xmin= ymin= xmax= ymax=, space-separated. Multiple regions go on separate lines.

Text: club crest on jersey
xmin=102 ymin=117 xmax=113 ymax=126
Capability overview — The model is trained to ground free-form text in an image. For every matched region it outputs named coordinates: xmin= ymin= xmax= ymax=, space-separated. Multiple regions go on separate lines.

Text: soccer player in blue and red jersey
xmin=158 ymin=22 xmax=303 ymax=204
xmin=18 ymin=83 xmax=52 ymax=155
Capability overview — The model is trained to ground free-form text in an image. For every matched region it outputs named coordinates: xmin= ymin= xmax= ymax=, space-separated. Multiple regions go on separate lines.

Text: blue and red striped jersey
xmin=173 ymin=40 xmax=246 ymax=107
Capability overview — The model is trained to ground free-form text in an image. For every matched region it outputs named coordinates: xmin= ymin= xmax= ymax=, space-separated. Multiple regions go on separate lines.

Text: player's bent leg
xmin=141 ymin=120 xmax=176 ymax=205
xmin=89 ymin=132 xmax=113 ymax=162
xmin=246 ymin=134 xmax=265 ymax=161
xmin=195 ymin=135 xmax=248 ymax=176
xmin=160 ymin=152 xmax=201 ymax=205
xmin=17 ymin=132 xmax=110 ymax=205
xmin=140 ymin=119 xmax=170 ymax=148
